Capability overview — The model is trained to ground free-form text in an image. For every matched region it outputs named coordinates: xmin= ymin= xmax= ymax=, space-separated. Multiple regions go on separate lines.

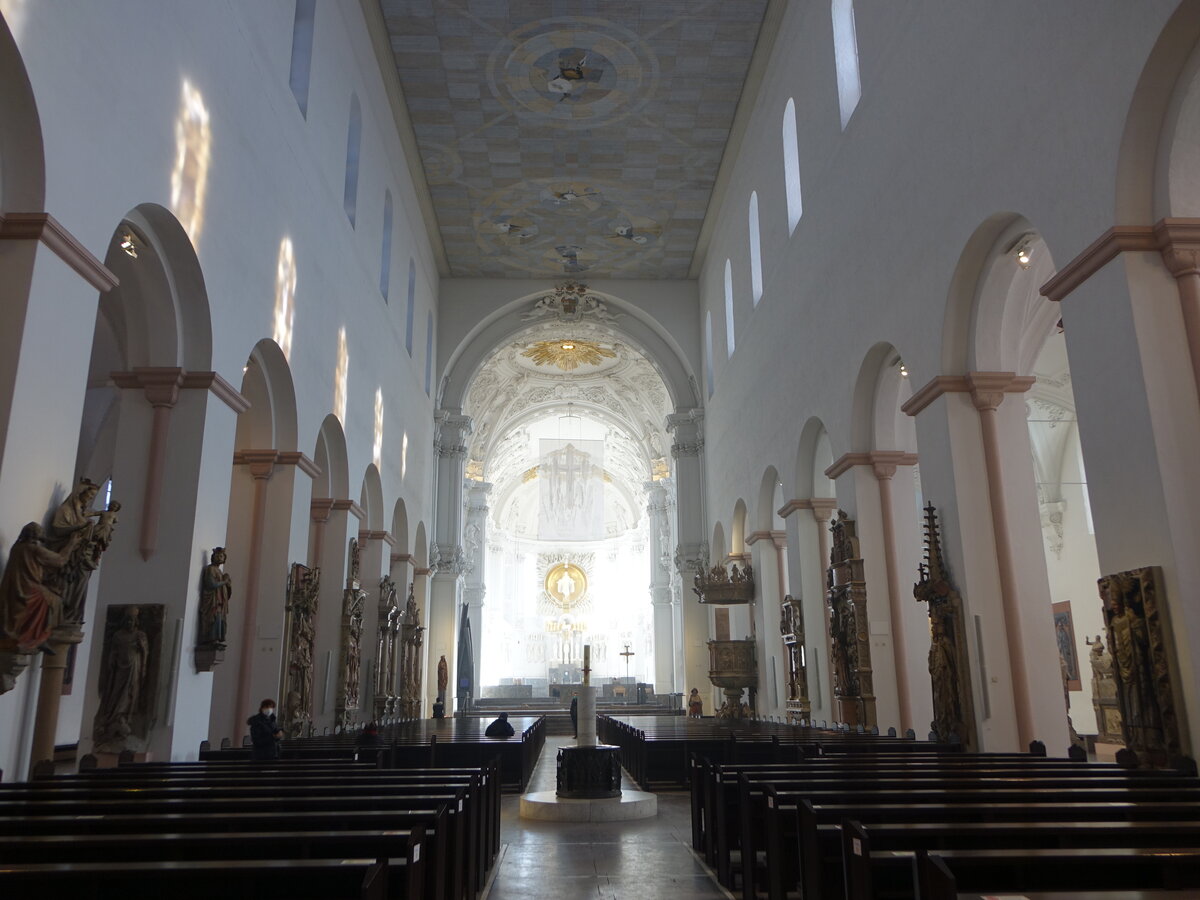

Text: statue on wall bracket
xmin=826 ymin=511 xmax=876 ymax=729
xmin=913 ymin=503 xmax=976 ymax=749
xmin=195 ymin=547 xmax=231 ymax=672
xmin=1097 ymin=566 xmax=1181 ymax=767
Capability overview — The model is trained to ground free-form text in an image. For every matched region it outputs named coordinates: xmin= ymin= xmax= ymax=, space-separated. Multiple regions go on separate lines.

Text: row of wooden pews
xmin=198 ymin=715 xmax=546 ymax=793
xmin=686 ymin=722 xmax=1200 ymax=899
xmin=0 ymin=749 xmax=505 ymax=898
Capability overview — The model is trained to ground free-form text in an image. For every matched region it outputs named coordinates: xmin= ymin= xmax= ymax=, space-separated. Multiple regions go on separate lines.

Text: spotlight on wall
xmin=119 ymin=233 xmax=138 ymax=259
xmin=1009 ymin=233 xmax=1036 ymax=269
xmin=899 ymin=363 xmax=909 ymax=378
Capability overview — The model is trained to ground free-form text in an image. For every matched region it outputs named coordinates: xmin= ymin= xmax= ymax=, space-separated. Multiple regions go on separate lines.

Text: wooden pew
xmin=0 ymin=856 xmax=391 ymax=900
xmin=842 ymin=818 xmax=1200 ymax=900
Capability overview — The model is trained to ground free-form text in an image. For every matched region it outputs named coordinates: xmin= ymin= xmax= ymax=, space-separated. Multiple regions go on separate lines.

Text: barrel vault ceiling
xmin=377 ymin=0 xmax=770 ymax=279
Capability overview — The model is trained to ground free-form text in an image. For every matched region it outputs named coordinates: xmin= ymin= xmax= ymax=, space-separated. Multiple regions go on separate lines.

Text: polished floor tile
xmin=487 ymin=737 xmax=730 ymax=900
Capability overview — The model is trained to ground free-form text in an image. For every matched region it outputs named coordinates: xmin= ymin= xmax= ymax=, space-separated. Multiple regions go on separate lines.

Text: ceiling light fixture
xmin=1009 ymin=233 xmax=1036 ymax=269
xmin=119 ymin=232 xmax=138 ymax=258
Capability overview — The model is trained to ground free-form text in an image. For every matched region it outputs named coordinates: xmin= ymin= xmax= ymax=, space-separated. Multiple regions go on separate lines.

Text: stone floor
xmin=486 ymin=737 xmax=730 ymax=900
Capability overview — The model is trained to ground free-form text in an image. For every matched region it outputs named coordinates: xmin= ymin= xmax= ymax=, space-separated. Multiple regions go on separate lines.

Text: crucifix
xmin=620 ymin=642 xmax=635 ymax=681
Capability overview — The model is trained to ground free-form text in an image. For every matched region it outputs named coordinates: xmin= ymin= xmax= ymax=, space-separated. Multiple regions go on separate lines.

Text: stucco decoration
xmin=379 ymin=1 xmax=768 ymax=277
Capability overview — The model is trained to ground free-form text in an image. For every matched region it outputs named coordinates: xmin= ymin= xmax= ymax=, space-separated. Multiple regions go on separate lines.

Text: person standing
xmin=248 ymin=698 xmax=283 ymax=760
xmin=688 ymin=688 xmax=703 ymax=718
xmin=569 ymin=693 xmax=578 ymax=738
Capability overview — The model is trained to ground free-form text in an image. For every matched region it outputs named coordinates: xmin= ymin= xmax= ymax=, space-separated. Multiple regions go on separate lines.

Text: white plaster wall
xmin=0 ymin=0 xmax=438 ymax=776
xmin=695 ymin=0 xmax=1179 ymax=750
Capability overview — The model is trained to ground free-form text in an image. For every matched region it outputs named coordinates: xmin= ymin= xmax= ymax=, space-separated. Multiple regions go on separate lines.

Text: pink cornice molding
xmin=391 ymin=551 xmax=414 ymax=564
xmin=777 ymin=497 xmax=837 ymax=519
xmin=112 ymin=368 xmax=250 ymax=415
xmin=276 ymin=451 xmax=322 ymax=479
xmin=309 ymin=497 xmax=367 ymax=522
xmin=744 ymin=530 xmax=774 ymax=546
xmin=824 ymin=450 xmax=919 ymax=480
xmin=0 ymin=211 xmax=118 ymax=292
xmin=1039 ymin=217 xmax=1200 ymax=302
xmin=359 ymin=529 xmax=397 ymax=547
xmin=901 ymin=372 xmax=1033 ymax=417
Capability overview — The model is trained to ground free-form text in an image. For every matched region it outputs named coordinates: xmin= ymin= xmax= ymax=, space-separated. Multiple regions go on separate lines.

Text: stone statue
xmin=45 ymin=478 xmax=118 ymax=624
xmin=93 ymin=605 xmax=151 ymax=752
xmin=928 ymin=615 xmax=962 ymax=741
xmin=198 ymin=547 xmax=231 ymax=648
xmin=0 ymin=523 xmax=79 ymax=654
xmin=335 ymin=551 xmax=367 ymax=728
xmin=437 ymin=654 xmax=448 ymax=698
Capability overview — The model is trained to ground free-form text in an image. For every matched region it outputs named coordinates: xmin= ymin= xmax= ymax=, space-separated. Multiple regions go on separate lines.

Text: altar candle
xmin=583 ymin=645 xmax=591 ymax=685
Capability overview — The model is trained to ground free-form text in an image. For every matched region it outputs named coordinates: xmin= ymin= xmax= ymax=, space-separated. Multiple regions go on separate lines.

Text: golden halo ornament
xmin=521 ymin=339 xmax=616 ymax=371
xmin=545 ymin=563 xmax=588 ymax=609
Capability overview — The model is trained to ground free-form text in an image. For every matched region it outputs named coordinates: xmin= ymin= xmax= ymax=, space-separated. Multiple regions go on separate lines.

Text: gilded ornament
xmin=521 ymin=339 xmax=616 ymax=371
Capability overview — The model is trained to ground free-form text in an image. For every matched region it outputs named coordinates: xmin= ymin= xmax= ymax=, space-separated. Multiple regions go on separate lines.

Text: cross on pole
xmin=620 ymin=642 xmax=635 ymax=681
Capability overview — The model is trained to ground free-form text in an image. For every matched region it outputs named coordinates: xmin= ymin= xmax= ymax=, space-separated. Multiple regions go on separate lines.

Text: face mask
xmin=262 ymin=708 xmax=275 ymax=716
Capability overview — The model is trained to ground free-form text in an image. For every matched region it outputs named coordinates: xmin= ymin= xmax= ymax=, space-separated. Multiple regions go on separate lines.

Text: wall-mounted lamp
xmin=1009 ymin=233 xmax=1036 ymax=269
xmin=899 ymin=363 xmax=909 ymax=378
xmin=119 ymin=232 xmax=138 ymax=259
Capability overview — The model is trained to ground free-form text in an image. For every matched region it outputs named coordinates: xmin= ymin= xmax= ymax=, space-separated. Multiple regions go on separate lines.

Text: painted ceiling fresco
xmin=379 ymin=0 xmax=769 ymax=278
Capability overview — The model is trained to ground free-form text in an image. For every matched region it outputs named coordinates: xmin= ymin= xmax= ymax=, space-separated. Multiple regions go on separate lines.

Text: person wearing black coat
xmin=485 ymin=711 xmax=515 ymax=738
xmin=247 ymin=698 xmax=283 ymax=760
xmin=569 ymin=694 xmax=578 ymax=738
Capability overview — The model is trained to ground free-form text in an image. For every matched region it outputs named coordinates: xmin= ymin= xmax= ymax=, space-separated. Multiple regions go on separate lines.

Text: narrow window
xmin=749 ymin=192 xmax=763 ymax=305
xmin=343 ymin=93 xmax=361 ymax=226
xmin=380 ymin=190 xmax=393 ymax=301
xmin=832 ymin=0 xmax=862 ymax=129
xmin=288 ymin=0 xmax=317 ymax=117
xmin=782 ymin=99 xmax=803 ymax=234
xmin=724 ymin=259 xmax=735 ymax=358
xmin=424 ymin=311 xmax=435 ymax=396
xmin=704 ymin=311 xmax=715 ymax=398
xmin=405 ymin=258 xmax=416 ymax=355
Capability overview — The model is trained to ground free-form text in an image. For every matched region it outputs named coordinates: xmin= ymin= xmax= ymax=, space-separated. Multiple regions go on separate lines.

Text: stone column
xmin=28 ymin=625 xmax=84 ymax=774
xmin=429 ymin=411 xmax=472 ymax=712
xmin=872 ymin=453 xmax=918 ymax=735
xmin=230 ymin=450 xmax=277 ymax=742
xmin=968 ymin=373 xmax=1038 ymax=748
xmin=1159 ymin=226 xmax=1200 ymax=404
xmin=462 ymin=481 xmax=490 ymax=697
xmin=646 ymin=478 xmax=676 ymax=695
xmin=668 ymin=410 xmax=710 ymax=702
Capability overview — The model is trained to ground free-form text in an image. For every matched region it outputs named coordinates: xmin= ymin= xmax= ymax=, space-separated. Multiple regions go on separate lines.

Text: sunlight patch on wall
xmin=373 ymin=388 xmax=384 ymax=468
xmin=334 ymin=326 xmax=349 ymax=423
xmin=273 ymin=238 xmax=297 ymax=360
xmin=401 ymin=432 xmax=409 ymax=481
xmin=170 ymin=80 xmax=211 ymax=250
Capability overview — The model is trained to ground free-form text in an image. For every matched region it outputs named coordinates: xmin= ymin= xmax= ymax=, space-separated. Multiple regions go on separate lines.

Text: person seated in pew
xmin=247 ymin=698 xmax=283 ymax=760
xmin=356 ymin=721 xmax=380 ymax=746
xmin=484 ymin=712 xmax=515 ymax=738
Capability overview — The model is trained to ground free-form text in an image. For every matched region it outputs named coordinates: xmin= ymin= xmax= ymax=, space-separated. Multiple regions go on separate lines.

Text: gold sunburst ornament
xmin=521 ymin=339 xmax=616 ymax=371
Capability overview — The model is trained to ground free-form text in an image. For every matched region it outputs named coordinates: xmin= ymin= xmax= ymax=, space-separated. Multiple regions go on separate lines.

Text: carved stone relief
xmin=826 ymin=511 xmax=876 ymax=729
xmin=779 ymin=594 xmax=810 ymax=723
xmin=280 ymin=562 xmax=320 ymax=739
xmin=335 ymin=539 xmax=367 ymax=729
xmin=92 ymin=604 xmax=163 ymax=754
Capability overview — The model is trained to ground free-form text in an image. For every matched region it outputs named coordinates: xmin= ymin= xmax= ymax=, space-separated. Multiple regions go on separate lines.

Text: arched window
xmin=832 ymin=0 xmax=862 ymax=129
xmin=405 ymin=258 xmax=416 ymax=355
xmin=724 ymin=259 xmax=735 ymax=358
xmin=380 ymin=190 xmax=393 ymax=301
xmin=782 ymin=99 xmax=803 ymax=234
xmin=288 ymin=0 xmax=317 ymax=117
xmin=343 ymin=93 xmax=361 ymax=225
xmin=704 ymin=311 xmax=715 ymax=399
xmin=424 ymin=311 xmax=435 ymax=396
xmin=749 ymin=191 xmax=763 ymax=305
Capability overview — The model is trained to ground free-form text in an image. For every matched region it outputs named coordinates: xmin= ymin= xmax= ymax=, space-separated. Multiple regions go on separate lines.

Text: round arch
xmin=731 ymin=499 xmax=748 ymax=556
xmin=942 ymin=214 xmax=1059 ymax=377
xmin=0 ymin=12 xmax=44 ymax=209
xmin=390 ymin=497 xmax=409 ymax=551
xmin=236 ymin=338 xmax=297 ymax=452
xmin=794 ymin=417 xmax=835 ymax=500
xmin=312 ymin=413 xmax=349 ymax=500
xmin=359 ymin=463 xmax=384 ymax=531
xmin=1115 ymin=1 xmax=1200 ymax=221
xmin=756 ymin=465 xmax=784 ymax=533
xmin=850 ymin=341 xmax=918 ymax=453
xmin=711 ymin=521 xmax=727 ymax=563
xmin=439 ymin=288 xmax=699 ymax=413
